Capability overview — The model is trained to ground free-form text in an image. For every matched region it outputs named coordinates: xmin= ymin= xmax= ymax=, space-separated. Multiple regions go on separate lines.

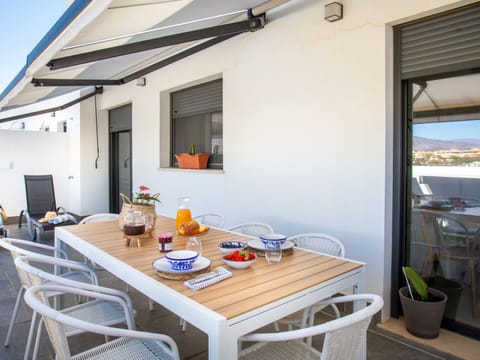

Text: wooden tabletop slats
xmin=64 ymin=216 xmax=363 ymax=320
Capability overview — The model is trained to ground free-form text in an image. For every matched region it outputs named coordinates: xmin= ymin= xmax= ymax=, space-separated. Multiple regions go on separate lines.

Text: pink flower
xmin=133 ymin=185 xmax=160 ymax=204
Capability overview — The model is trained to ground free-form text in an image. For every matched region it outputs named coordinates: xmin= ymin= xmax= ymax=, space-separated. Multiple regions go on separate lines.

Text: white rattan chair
xmin=24 ymin=284 xmax=180 ymax=360
xmin=239 ymin=294 xmax=383 ymax=360
xmin=79 ymin=213 xmax=143 ymax=303
xmin=0 ymin=237 xmax=97 ymax=348
xmin=228 ymin=222 xmax=274 ymax=238
xmin=289 ymin=233 xmax=346 ymax=258
xmin=79 ymin=213 xmax=119 ymax=267
xmin=15 ymin=254 xmax=136 ymax=359
xmin=79 ymin=213 xmax=119 ymax=224
xmin=193 ymin=213 xmax=225 ymax=228
xmin=274 ymin=233 xmax=346 ymax=340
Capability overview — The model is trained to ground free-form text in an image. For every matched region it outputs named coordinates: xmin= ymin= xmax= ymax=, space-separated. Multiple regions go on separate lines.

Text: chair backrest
xmin=14 ymin=254 xmax=93 ymax=288
xmin=79 ymin=213 xmax=119 ymax=224
xmin=24 ymin=285 xmax=179 ymax=360
xmin=240 ymin=294 xmax=383 ymax=360
xmin=288 ymin=233 xmax=345 ymax=257
xmin=0 ymin=238 xmax=70 ymax=287
xmin=420 ymin=210 xmax=472 ymax=250
xmin=228 ymin=222 xmax=274 ymax=238
xmin=192 ymin=213 xmax=225 ymax=228
xmin=320 ymin=294 xmax=383 ymax=359
xmin=24 ymin=175 xmax=57 ymax=216
xmin=0 ymin=237 xmax=68 ymax=260
xmin=25 ymin=285 xmax=73 ymax=359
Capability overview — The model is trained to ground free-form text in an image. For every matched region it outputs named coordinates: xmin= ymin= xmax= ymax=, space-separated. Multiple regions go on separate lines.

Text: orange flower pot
xmin=175 ymin=153 xmax=210 ymax=169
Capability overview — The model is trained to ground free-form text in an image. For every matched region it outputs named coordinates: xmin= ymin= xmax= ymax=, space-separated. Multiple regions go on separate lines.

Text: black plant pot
xmin=399 ymin=286 xmax=447 ymax=339
xmin=425 ymin=277 xmax=462 ymax=319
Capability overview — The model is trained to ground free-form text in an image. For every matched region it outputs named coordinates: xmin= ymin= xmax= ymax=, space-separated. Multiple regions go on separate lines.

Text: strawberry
xmin=225 ymin=250 xmax=256 ymax=262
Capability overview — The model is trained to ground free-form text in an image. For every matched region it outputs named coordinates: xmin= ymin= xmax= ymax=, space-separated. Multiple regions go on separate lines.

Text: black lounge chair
xmin=20 ymin=175 xmax=77 ymax=241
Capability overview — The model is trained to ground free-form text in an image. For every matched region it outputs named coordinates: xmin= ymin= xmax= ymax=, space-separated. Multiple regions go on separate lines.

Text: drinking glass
xmin=265 ymin=242 xmax=282 ymax=263
xmin=186 ymin=236 xmax=202 ymax=256
xmin=144 ymin=214 xmax=154 ymax=231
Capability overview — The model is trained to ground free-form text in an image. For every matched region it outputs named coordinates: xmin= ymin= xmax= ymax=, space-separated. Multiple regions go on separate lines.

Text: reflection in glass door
xmin=407 ymin=73 xmax=480 ymax=335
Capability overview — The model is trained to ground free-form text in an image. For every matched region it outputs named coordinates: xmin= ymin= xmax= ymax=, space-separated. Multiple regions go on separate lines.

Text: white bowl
xmin=260 ymin=233 xmax=287 ymax=247
xmin=165 ymin=250 xmax=198 ymax=271
xmin=218 ymin=241 xmax=247 ymax=254
xmin=223 ymin=254 xmax=256 ymax=269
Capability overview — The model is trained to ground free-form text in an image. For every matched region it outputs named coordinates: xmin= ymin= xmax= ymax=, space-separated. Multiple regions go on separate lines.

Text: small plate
xmin=177 ymin=228 xmax=209 ymax=237
xmin=247 ymin=238 xmax=294 ymax=251
xmin=152 ymin=256 xmax=211 ymax=274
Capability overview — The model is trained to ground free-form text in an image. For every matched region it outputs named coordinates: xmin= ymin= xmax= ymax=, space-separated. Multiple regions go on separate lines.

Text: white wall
xmin=77 ymin=97 xmax=110 ymax=215
xmin=0 ymin=89 xmax=109 ymax=217
xmin=0 ymin=130 xmax=71 ymax=214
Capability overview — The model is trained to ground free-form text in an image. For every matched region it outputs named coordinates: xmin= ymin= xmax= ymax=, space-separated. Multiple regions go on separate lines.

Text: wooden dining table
xmin=55 ymin=215 xmax=365 ymax=360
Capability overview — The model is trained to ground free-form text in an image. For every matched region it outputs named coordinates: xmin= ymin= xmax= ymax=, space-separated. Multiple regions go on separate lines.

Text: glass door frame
xmin=392 ymin=67 xmax=480 ymax=339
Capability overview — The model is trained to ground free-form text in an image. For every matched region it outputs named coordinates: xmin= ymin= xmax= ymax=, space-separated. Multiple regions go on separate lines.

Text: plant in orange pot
xmin=175 ymin=144 xmax=210 ymax=169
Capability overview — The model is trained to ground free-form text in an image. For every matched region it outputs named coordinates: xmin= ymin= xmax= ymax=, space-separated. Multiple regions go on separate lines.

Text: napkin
xmin=48 ymin=213 xmax=76 ymax=224
xmin=184 ymin=267 xmax=232 ymax=291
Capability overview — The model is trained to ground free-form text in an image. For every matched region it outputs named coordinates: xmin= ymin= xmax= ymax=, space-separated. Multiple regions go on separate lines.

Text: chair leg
xmin=35 ymin=227 xmax=42 ymax=242
xmin=27 ymin=221 xmax=36 ymax=242
xmin=273 ymin=321 xmax=280 ymax=331
xmin=32 ymin=316 xmax=45 ymax=360
xmin=4 ymin=285 xmax=26 ymax=347
xmin=25 ymin=311 xmax=39 ymax=360
xmin=179 ymin=318 xmax=188 ymax=332
xmin=18 ymin=210 xmax=24 ymax=229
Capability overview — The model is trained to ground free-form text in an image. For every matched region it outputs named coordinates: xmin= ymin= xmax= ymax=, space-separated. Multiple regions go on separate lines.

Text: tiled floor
xmin=0 ymin=222 xmax=463 ymax=359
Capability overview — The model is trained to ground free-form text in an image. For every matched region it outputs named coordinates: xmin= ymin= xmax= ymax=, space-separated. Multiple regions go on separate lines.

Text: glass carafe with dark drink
xmin=123 ymin=210 xmax=146 ymax=236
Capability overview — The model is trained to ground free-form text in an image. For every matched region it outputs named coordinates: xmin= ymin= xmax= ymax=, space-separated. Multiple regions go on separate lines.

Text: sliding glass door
xmin=405 ymin=72 xmax=480 ymax=336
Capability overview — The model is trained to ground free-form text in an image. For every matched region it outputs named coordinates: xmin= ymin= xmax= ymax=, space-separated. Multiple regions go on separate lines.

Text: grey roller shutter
xmin=401 ymin=5 xmax=480 ymax=79
xmin=172 ymin=79 xmax=222 ymax=118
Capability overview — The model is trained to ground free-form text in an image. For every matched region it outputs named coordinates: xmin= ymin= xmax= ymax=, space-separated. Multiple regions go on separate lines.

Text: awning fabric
xmin=0 ymin=0 xmax=289 ymax=120
xmin=413 ymin=72 xmax=480 ymax=124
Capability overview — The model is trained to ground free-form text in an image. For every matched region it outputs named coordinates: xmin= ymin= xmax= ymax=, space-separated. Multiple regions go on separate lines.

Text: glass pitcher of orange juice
xmin=176 ymin=196 xmax=192 ymax=231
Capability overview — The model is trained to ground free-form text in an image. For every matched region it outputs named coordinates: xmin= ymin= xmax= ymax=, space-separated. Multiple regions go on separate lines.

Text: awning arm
xmin=47 ymin=16 xmax=265 ymax=70
xmin=32 ymin=34 xmax=237 ymax=87
xmin=0 ymin=87 xmax=103 ymax=123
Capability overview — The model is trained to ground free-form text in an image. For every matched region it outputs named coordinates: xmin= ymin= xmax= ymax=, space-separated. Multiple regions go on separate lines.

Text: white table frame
xmin=55 ymin=227 xmax=365 ymax=360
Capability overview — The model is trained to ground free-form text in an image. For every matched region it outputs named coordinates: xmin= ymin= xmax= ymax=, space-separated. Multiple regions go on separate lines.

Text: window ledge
xmin=158 ymin=167 xmax=224 ymax=174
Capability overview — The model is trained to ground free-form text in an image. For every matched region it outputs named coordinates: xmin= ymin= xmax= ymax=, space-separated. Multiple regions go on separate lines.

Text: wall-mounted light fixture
xmin=325 ymin=2 xmax=343 ymax=22
xmin=136 ymin=77 xmax=146 ymax=86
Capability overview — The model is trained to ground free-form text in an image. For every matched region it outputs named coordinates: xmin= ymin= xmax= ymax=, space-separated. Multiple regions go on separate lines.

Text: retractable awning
xmin=0 ymin=0 xmax=289 ymax=121
xmin=413 ymin=72 xmax=480 ymax=124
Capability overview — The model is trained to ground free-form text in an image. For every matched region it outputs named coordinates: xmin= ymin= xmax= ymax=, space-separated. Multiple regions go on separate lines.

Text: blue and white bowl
xmin=260 ymin=233 xmax=287 ymax=248
xmin=218 ymin=241 xmax=247 ymax=254
xmin=165 ymin=250 xmax=199 ymax=271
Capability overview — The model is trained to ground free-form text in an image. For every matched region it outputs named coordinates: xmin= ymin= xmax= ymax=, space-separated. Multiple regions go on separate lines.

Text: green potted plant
xmin=175 ymin=143 xmax=210 ymax=169
xmin=399 ymin=266 xmax=447 ymax=338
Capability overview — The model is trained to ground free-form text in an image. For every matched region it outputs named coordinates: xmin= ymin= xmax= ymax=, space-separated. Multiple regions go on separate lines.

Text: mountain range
xmin=413 ymin=136 xmax=480 ymax=151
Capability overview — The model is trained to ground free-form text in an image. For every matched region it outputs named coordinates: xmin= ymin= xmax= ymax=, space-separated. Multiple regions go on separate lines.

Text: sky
xmin=413 ymin=119 xmax=480 ymax=140
xmin=0 ymin=0 xmax=69 ymax=92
